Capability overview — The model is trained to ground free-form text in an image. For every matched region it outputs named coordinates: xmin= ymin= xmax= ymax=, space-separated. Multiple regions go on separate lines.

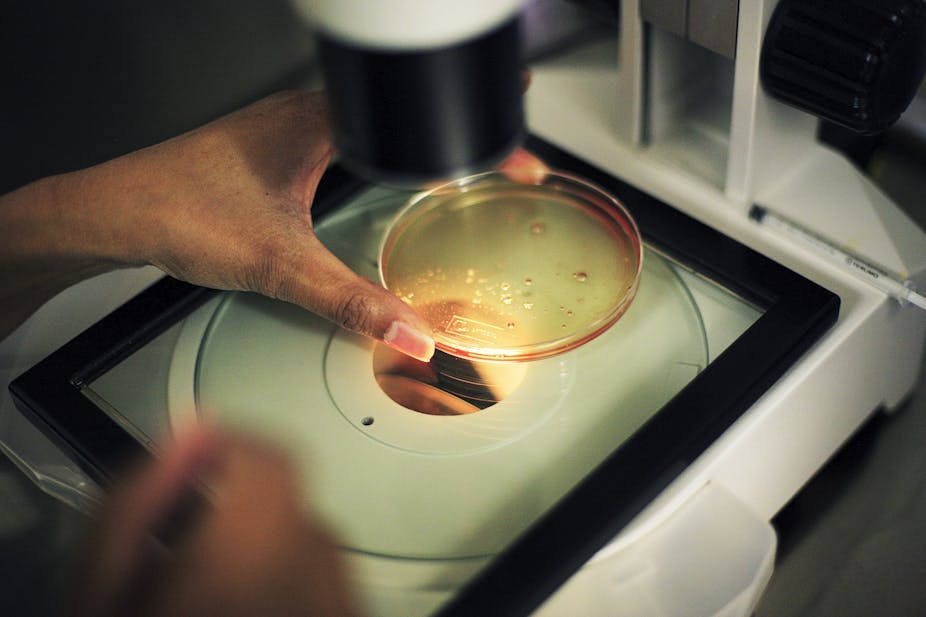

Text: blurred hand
xmin=72 ymin=426 xmax=360 ymax=617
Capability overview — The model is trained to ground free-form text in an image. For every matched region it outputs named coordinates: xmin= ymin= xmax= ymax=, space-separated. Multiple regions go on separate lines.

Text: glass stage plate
xmin=11 ymin=138 xmax=838 ymax=617
xmin=166 ymin=189 xmax=709 ymax=614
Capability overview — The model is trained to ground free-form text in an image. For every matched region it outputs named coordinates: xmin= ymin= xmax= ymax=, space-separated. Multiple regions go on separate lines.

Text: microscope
xmin=292 ymin=0 xmax=926 ymax=614
xmin=299 ymin=0 xmax=924 ymax=183
xmin=293 ymin=0 xmax=525 ymax=185
xmin=3 ymin=2 xmax=925 ymax=617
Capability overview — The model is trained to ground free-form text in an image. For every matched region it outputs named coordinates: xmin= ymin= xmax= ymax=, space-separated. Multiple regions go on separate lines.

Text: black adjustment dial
xmin=761 ymin=0 xmax=926 ymax=135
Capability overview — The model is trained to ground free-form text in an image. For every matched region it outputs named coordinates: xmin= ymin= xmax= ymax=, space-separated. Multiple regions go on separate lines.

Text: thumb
xmin=281 ymin=233 xmax=435 ymax=362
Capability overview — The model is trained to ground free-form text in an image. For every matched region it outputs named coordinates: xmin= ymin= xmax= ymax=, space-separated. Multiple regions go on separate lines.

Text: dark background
xmin=0 ymin=0 xmax=318 ymax=194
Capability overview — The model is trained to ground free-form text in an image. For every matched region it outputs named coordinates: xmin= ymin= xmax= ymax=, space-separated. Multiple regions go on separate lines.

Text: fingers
xmin=73 ymin=426 xmax=224 ymax=617
xmin=155 ymin=431 xmax=361 ymax=617
xmin=280 ymin=233 xmax=435 ymax=362
xmin=274 ymin=146 xmax=547 ymax=363
xmin=136 ymin=87 xmax=545 ymax=365
xmin=498 ymin=147 xmax=549 ymax=184
xmin=102 ymin=425 xmax=222 ymax=564
xmin=76 ymin=427 xmax=361 ymax=617
xmin=521 ymin=69 xmax=532 ymax=93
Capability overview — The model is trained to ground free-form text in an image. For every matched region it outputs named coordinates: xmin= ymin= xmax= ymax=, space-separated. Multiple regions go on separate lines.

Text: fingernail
xmin=383 ymin=321 xmax=435 ymax=362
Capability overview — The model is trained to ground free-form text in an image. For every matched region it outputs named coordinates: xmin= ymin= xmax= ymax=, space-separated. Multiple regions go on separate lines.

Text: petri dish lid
xmin=379 ymin=171 xmax=643 ymax=361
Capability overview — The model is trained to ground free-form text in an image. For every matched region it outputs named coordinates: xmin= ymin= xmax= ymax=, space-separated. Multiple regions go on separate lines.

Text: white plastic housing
xmin=292 ymin=0 xmax=522 ymax=49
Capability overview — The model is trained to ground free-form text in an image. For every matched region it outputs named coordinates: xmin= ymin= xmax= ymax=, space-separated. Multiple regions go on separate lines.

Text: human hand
xmin=72 ymin=426 xmax=360 ymax=617
xmin=72 ymin=91 xmax=436 ymax=360
xmin=75 ymin=91 xmax=546 ymax=361
xmin=0 ymin=89 xmax=547 ymax=353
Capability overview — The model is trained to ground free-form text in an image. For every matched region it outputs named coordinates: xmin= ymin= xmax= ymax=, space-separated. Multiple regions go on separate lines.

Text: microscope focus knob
xmin=761 ymin=0 xmax=926 ymax=135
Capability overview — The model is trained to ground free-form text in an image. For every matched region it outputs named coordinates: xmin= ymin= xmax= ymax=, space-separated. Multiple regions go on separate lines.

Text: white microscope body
xmin=305 ymin=0 xmax=926 ymax=614
xmin=526 ymin=0 xmax=926 ymax=614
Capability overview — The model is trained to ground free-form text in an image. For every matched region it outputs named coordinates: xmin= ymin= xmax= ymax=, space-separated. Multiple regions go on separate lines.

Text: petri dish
xmin=379 ymin=171 xmax=643 ymax=361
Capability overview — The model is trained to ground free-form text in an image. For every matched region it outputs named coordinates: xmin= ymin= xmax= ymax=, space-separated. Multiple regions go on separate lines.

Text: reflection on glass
xmin=373 ymin=345 xmax=528 ymax=414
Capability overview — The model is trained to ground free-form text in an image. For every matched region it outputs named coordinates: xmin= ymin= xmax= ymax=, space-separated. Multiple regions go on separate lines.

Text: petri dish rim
xmin=378 ymin=171 xmax=644 ymax=362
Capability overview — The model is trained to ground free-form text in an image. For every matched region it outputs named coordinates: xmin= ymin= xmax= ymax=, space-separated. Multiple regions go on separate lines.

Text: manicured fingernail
xmin=383 ymin=321 xmax=435 ymax=362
